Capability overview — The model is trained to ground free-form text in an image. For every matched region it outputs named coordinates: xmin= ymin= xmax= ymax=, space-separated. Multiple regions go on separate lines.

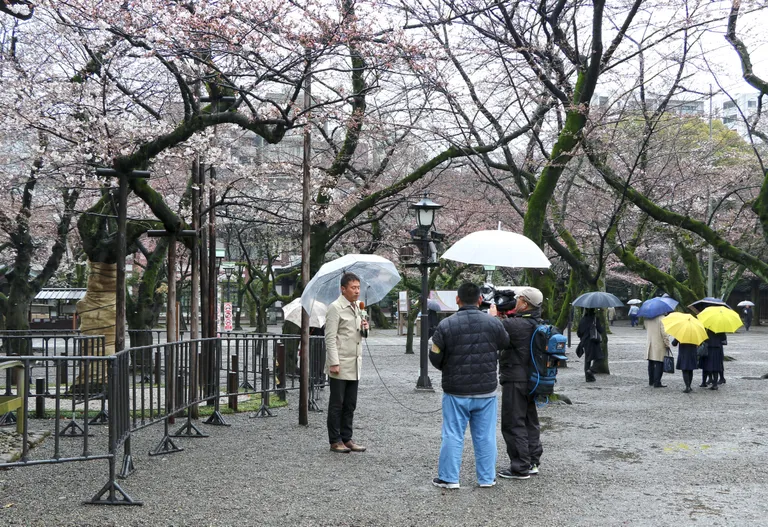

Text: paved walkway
xmin=1 ymin=325 xmax=768 ymax=526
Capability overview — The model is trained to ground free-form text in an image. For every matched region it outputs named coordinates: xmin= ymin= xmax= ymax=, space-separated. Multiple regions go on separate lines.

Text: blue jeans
xmin=438 ymin=394 xmax=497 ymax=486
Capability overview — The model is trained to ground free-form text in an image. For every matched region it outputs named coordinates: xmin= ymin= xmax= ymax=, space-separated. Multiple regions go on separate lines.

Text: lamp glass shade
xmin=417 ymin=207 xmax=435 ymax=229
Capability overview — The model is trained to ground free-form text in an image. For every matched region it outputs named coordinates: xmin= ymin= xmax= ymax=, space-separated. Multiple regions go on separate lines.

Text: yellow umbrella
xmin=697 ymin=306 xmax=743 ymax=333
xmin=662 ymin=312 xmax=708 ymax=345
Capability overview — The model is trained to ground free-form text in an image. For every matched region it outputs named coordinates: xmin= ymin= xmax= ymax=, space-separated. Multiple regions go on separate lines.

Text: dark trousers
xmin=327 ymin=378 xmax=359 ymax=444
xmin=647 ymin=360 xmax=664 ymax=386
xmin=584 ymin=357 xmax=597 ymax=381
xmin=501 ymin=382 xmax=542 ymax=474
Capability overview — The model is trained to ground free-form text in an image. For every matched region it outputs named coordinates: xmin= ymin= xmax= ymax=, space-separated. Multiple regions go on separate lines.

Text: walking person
xmin=645 ymin=314 xmax=671 ymax=388
xmin=430 ymin=283 xmax=509 ymax=489
xmin=671 ymin=338 xmax=697 ymax=393
xmin=607 ymin=307 xmax=616 ymax=326
xmin=498 ymin=287 xmax=546 ymax=480
xmin=629 ymin=305 xmax=640 ymax=327
xmin=701 ymin=329 xmax=727 ymax=390
xmin=325 ymin=272 xmax=369 ymax=453
xmin=577 ymin=308 xmax=604 ymax=383
xmin=743 ymin=306 xmax=753 ymax=332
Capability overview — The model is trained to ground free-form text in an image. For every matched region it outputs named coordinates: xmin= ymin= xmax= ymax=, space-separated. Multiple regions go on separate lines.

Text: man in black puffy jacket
xmin=498 ymin=287 xmax=544 ymax=480
xmin=429 ymin=283 xmax=509 ymax=489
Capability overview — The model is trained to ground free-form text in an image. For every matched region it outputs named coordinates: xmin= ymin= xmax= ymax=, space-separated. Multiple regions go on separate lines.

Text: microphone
xmin=359 ymin=301 xmax=369 ymax=338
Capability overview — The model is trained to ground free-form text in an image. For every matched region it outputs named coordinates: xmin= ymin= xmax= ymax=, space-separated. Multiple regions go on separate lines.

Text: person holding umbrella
xmin=742 ymin=305 xmax=754 ymax=331
xmin=696 ymin=305 xmax=742 ymax=389
xmin=662 ymin=313 xmax=708 ymax=393
xmin=576 ymin=308 xmax=604 ymax=383
xmin=325 ymin=272 xmax=369 ymax=453
xmin=645 ymin=314 xmax=671 ymax=388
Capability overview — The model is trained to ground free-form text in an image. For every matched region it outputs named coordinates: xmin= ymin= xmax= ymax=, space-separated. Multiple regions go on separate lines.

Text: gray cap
xmin=518 ymin=287 xmax=543 ymax=308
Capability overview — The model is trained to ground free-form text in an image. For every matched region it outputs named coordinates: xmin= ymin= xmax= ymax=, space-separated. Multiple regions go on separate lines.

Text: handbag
xmin=663 ymin=348 xmax=675 ymax=374
xmin=576 ymin=341 xmax=585 ymax=358
xmin=589 ymin=320 xmax=602 ymax=343
xmin=696 ymin=343 xmax=708 ymax=359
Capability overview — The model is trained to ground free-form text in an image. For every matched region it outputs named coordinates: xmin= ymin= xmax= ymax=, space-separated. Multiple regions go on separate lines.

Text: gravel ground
xmin=1 ymin=323 xmax=767 ymax=526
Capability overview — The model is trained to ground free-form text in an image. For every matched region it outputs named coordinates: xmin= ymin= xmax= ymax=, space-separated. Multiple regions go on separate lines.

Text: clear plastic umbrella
xmin=283 ymin=298 xmax=326 ymax=328
xmin=441 ymin=230 xmax=550 ymax=268
xmin=627 ymin=298 xmax=642 ymax=305
xmin=737 ymin=300 xmax=755 ymax=307
xmin=301 ymin=254 xmax=401 ymax=315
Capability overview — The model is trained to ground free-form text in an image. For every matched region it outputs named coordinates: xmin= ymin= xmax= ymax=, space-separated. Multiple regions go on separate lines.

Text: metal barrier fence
xmin=0 ymin=332 xmax=327 ymax=506
xmin=0 ymin=350 xmax=140 ymax=505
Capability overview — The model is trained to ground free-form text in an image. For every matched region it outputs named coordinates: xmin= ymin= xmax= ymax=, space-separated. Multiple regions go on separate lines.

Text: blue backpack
xmin=528 ymin=324 xmax=568 ymax=396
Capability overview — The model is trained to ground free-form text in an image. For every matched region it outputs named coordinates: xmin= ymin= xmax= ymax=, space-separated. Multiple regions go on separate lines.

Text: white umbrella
xmin=627 ymin=298 xmax=642 ymax=305
xmin=441 ymin=230 xmax=550 ymax=268
xmin=283 ymin=298 xmax=326 ymax=328
xmin=737 ymin=300 xmax=755 ymax=307
xmin=301 ymin=254 xmax=401 ymax=315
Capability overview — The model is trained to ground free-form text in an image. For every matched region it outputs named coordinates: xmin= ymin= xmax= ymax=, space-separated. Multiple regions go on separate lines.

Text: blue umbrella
xmin=658 ymin=294 xmax=679 ymax=310
xmin=637 ymin=297 xmax=677 ymax=318
xmin=572 ymin=291 xmax=624 ymax=308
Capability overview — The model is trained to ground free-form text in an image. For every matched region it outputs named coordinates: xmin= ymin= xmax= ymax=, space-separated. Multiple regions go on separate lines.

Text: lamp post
xmin=222 ymin=261 xmax=235 ymax=301
xmin=407 ymin=193 xmax=443 ymax=391
xmin=215 ymin=249 xmax=225 ymax=332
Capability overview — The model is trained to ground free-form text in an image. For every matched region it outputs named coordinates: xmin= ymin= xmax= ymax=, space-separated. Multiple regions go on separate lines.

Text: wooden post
xmin=115 ymin=173 xmax=128 ymax=354
xmin=167 ymin=237 xmax=177 ymax=345
xmin=299 ymin=48 xmax=312 ymax=426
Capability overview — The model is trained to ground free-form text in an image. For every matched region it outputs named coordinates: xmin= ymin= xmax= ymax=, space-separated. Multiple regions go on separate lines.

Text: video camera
xmin=480 ymin=283 xmax=520 ymax=315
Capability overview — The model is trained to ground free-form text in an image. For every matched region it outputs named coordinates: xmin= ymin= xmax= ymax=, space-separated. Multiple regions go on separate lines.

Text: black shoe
xmin=498 ymin=469 xmax=530 ymax=480
xmin=683 ymin=386 xmax=692 ymax=393
xmin=719 ymin=378 xmax=726 ymax=384
xmin=699 ymin=382 xmax=708 ymax=387
xmin=432 ymin=478 xmax=459 ymax=489
xmin=653 ymin=383 xmax=667 ymax=388
xmin=710 ymin=383 xmax=718 ymax=390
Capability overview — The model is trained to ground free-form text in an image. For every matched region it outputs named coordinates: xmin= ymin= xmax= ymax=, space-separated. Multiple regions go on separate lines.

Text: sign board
xmin=223 ymin=302 xmax=233 ymax=332
xmin=398 ymin=291 xmax=408 ymax=313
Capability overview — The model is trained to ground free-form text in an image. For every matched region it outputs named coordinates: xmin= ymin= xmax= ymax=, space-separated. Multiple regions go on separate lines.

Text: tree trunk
xmin=369 ymin=304 xmax=390 ymax=329
xmin=75 ymin=261 xmax=117 ymax=386
xmin=405 ymin=306 xmax=419 ymax=354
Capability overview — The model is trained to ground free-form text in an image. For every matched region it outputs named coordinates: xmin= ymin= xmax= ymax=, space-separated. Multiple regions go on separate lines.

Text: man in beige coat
xmin=645 ymin=314 xmax=671 ymax=388
xmin=325 ymin=272 xmax=369 ymax=453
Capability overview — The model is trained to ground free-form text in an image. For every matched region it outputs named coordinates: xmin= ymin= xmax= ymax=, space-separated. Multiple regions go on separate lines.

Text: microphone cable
xmin=363 ymin=337 xmax=443 ymax=415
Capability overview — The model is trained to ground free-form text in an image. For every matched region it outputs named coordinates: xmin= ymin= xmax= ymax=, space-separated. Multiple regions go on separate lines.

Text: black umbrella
xmin=572 ymin=292 xmax=624 ymax=309
xmin=688 ymin=297 xmax=730 ymax=314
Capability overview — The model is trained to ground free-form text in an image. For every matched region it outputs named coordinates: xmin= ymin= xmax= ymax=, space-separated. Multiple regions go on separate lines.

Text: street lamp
xmin=222 ymin=261 xmax=235 ymax=302
xmin=483 ymin=265 xmax=496 ymax=284
xmin=215 ymin=248 xmax=225 ymax=331
xmin=408 ymin=193 xmax=443 ymax=391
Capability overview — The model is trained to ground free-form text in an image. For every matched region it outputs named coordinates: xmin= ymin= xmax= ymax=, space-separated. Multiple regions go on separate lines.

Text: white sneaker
xmin=479 ymin=480 xmax=497 ymax=488
xmin=529 ymin=464 xmax=539 ymax=475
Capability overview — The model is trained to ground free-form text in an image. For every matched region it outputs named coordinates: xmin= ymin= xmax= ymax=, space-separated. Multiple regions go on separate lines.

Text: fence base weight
xmin=250 ymin=404 xmax=275 ymax=418
xmin=148 ymin=435 xmax=183 ymax=456
xmin=203 ymin=410 xmax=229 ymax=426
xmin=172 ymin=418 xmax=208 ymax=438
xmin=85 ymin=480 xmax=142 ymax=506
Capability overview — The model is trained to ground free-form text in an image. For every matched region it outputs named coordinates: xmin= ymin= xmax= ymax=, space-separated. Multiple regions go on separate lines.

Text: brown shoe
xmin=344 ymin=440 xmax=366 ymax=452
xmin=330 ymin=442 xmax=351 ymax=453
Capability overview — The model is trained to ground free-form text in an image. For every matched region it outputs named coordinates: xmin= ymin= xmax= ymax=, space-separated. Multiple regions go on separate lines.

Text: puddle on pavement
xmin=587 ymin=446 xmax=642 ymax=464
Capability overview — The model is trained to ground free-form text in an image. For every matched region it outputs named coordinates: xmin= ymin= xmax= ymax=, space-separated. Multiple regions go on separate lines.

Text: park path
xmin=1 ymin=324 xmax=767 ymax=526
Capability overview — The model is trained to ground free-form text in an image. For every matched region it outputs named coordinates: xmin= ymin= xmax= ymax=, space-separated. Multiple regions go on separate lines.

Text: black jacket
xmin=577 ymin=314 xmax=605 ymax=362
xmin=430 ymin=306 xmax=509 ymax=396
xmin=499 ymin=307 xmax=542 ymax=384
